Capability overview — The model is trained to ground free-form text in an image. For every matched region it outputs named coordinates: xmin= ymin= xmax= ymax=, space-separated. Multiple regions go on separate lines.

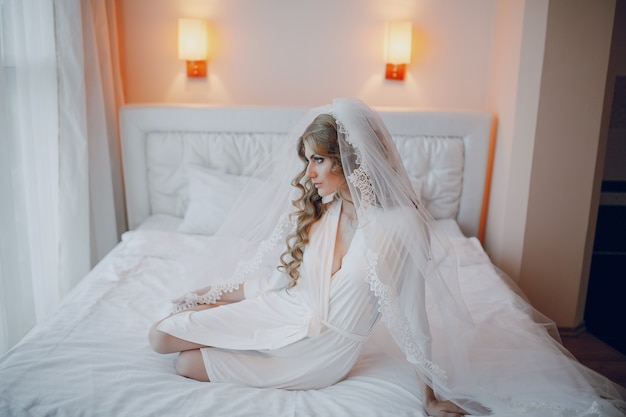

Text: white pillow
xmin=177 ymin=166 xmax=249 ymax=235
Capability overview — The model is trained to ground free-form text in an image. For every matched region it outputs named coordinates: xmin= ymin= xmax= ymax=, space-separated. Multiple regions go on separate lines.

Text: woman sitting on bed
xmin=149 ymin=99 xmax=625 ymax=417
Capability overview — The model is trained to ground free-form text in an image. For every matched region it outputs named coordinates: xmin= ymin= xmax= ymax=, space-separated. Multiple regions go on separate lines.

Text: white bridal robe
xmin=155 ymin=198 xmax=626 ymax=416
xmin=157 ymin=199 xmax=381 ymax=389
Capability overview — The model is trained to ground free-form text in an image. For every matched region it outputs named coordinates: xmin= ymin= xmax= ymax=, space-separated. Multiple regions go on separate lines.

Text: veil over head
xmin=183 ymin=98 xmax=625 ymax=416
xmin=203 ymin=98 xmax=478 ymax=407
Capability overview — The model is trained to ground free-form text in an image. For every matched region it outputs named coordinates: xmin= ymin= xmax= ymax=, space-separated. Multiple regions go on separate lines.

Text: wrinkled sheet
xmin=0 ymin=220 xmax=500 ymax=417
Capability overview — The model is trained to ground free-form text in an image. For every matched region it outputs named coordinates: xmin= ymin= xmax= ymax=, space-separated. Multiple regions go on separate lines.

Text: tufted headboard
xmin=119 ymin=104 xmax=495 ymax=239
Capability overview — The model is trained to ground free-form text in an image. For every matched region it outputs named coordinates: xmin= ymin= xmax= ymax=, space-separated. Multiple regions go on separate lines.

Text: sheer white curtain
xmin=0 ymin=0 xmax=125 ymax=355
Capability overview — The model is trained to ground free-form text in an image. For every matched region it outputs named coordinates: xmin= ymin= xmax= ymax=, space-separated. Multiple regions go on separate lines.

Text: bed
xmin=0 ymin=103 xmax=497 ymax=417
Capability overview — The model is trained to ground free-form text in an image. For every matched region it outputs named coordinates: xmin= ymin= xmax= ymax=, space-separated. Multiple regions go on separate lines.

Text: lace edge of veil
xmin=333 ymin=110 xmax=447 ymax=384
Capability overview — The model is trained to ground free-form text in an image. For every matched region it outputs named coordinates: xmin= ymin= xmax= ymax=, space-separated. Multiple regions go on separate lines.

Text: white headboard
xmin=119 ymin=104 xmax=495 ymax=239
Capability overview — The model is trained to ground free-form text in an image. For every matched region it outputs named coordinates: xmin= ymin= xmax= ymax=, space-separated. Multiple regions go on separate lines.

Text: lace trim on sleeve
xmin=170 ymin=286 xmax=232 ymax=315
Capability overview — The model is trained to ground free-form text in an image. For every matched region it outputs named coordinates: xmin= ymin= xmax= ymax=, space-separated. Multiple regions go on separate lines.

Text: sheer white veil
xmin=196 ymin=98 xmax=480 ymax=409
xmin=176 ymin=98 xmax=626 ymax=415
xmin=330 ymin=99 xmax=476 ymax=397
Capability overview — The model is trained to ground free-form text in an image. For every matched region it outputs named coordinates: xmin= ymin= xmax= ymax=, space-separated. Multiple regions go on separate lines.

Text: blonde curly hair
xmin=278 ymin=114 xmax=348 ymax=288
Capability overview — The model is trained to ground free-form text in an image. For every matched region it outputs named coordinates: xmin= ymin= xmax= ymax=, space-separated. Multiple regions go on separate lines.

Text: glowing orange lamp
xmin=178 ymin=18 xmax=208 ymax=77
xmin=384 ymin=22 xmax=412 ymax=81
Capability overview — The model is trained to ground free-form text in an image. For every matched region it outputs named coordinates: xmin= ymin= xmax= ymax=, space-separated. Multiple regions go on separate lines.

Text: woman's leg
xmin=176 ymin=349 xmax=210 ymax=381
xmin=148 ymin=321 xmax=206 ymax=354
xmin=148 ymin=304 xmax=218 ymax=354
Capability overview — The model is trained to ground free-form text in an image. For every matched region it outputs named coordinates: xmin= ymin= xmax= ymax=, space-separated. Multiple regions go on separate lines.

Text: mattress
xmin=0 ymin=216 xmax=480 ymax=417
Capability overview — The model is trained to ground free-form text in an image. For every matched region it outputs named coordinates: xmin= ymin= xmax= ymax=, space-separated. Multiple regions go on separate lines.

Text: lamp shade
xmin=385 ymin=22 xmax=412 ymax=64
xmin=178 ymin=18 xmax=208 ymax=61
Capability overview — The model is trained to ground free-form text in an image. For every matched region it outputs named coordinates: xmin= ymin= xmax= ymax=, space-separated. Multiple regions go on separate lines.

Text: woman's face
xmin=304 ymin=142 xmax=343 ymax=198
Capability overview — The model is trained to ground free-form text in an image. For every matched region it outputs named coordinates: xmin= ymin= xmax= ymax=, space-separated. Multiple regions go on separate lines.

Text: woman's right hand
xmin=171 ymin=286 xmax=212 ymax=306
xmin=170 ymin=284 xmax=245 ymax=312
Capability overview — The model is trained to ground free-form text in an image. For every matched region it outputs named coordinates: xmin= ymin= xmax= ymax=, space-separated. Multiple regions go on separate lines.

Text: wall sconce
xmin=178 ymin=18 xmax=208 ymax=77
xmin=384 ymin=21 xmax=412 ymax=81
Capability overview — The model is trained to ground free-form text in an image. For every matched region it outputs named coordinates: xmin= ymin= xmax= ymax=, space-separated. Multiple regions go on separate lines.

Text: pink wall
xmin=119 ymin=0 xmax=495 ymax=109
xmin=119 ymin=0 xmax=617 ymax=330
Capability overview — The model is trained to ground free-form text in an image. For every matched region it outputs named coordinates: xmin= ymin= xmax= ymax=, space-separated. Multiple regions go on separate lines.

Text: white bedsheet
xmin=0 ymin=219 xmax=495 ymax=417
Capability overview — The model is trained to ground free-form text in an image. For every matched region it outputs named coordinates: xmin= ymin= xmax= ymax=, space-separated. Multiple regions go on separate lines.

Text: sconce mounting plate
xmin=186 ymin=60 xmax=207 ymax=77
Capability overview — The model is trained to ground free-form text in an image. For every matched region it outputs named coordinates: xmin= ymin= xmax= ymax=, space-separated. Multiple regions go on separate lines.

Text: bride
xmin=149 ymin=98 xmax=626 ymax=417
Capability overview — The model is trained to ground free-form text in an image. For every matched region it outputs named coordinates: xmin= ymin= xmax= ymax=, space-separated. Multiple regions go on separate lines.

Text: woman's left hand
xmin=419 ymin=378 xmax=468 ymax=417
xmin=423 ymin=398 xmax=468 ymax=417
